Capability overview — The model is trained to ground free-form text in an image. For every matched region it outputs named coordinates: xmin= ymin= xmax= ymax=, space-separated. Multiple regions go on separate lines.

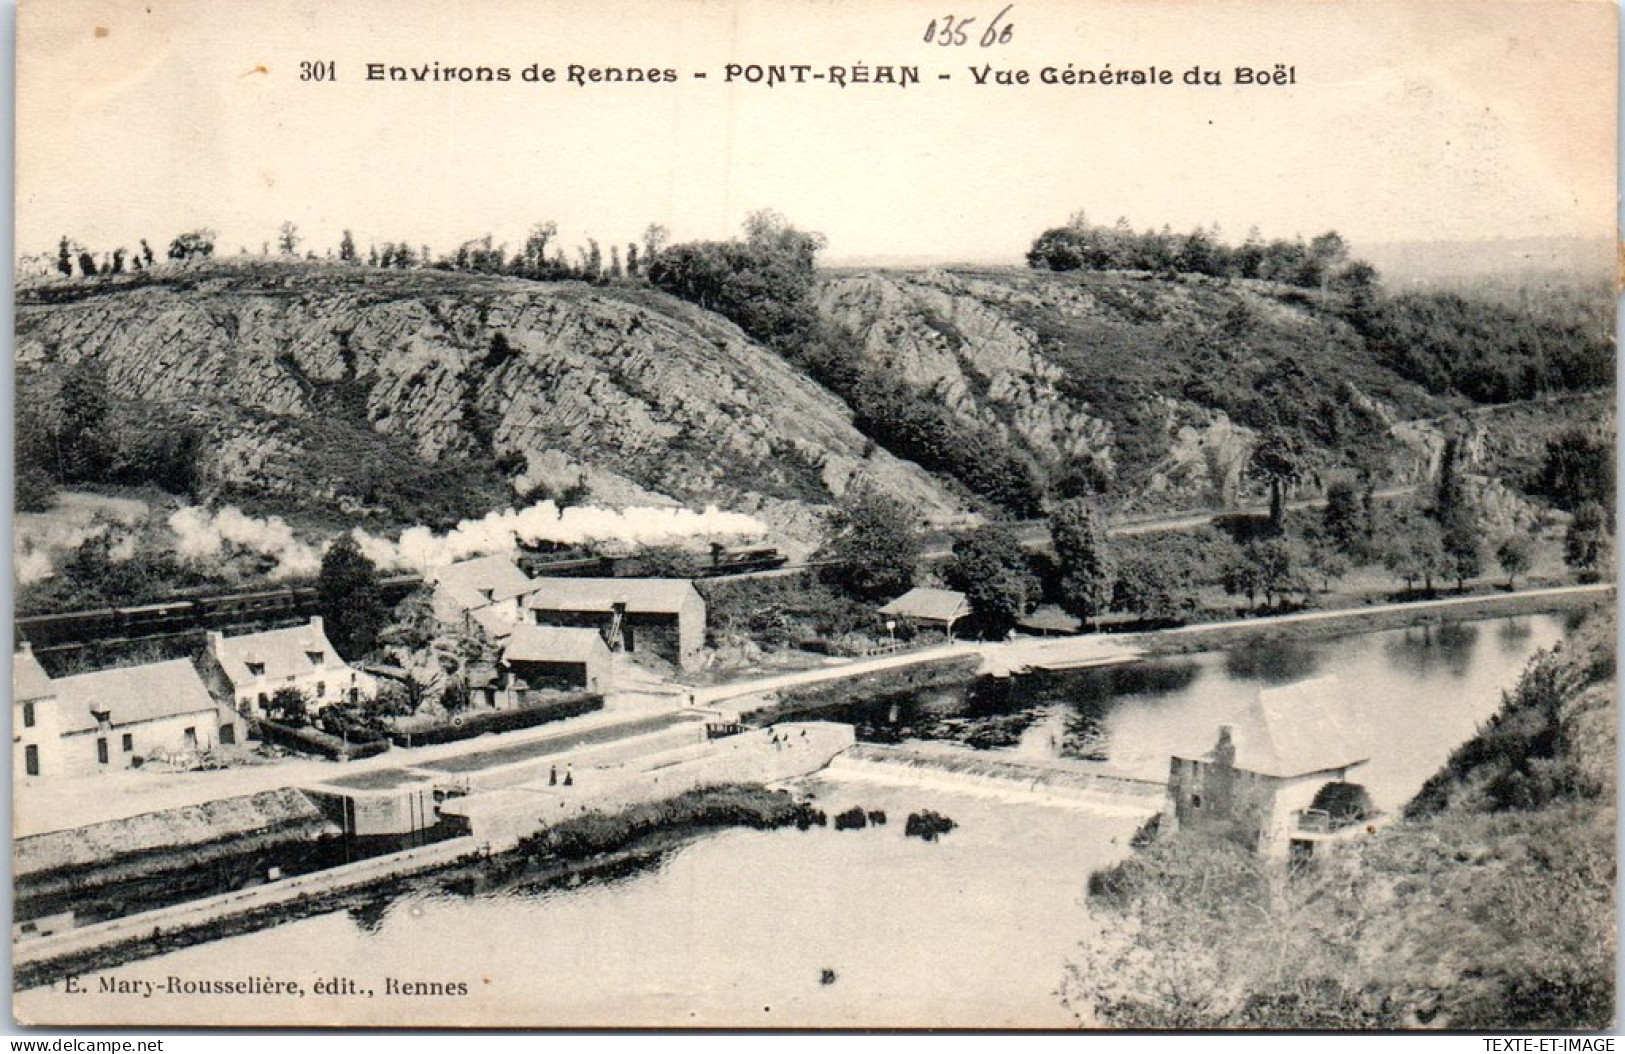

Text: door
xmin=25 ymin=745 xmax=39 ymax=776
xmin=220 ymin=725 xmax=236 ymax=746
xmin=184 ymin=727 xmax=198 ymax=750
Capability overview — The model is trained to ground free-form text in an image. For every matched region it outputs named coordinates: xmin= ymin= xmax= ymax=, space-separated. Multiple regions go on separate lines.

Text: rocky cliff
xmin=816 ymin=268 xmax=1459 ymax=510
xmin=16 ymin=263 xmax=965 ymax=540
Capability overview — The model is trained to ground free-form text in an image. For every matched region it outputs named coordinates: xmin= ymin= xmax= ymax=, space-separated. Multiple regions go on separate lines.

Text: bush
xmin=385 ymin=694 xmax=602 ymax=747
xmin=254 ymin=718 xmax=390 ymax=760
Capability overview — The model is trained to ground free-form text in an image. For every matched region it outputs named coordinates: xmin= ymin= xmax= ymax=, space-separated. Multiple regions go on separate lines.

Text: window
xmin=97 ymin=738 xmax=109 ymax=765
xmin=21 ymin=702 xmax=34 ymax=728
xmin=24 ymin=745 xmax=39 ymax=776
xmin=258 ymin=692 xmax=269 ymax=709
xmin=306 ymin=651 xmax=325 ymax=666
xmin=246 ymin=662 xmax=266 ymax=676
xmin=122 ymin=733 xmax=134 ymax=752
xmin=1191 ymin=794 xmax=1203 ymax=809
xmin=316 ymin=681 xmax=326 ymax=698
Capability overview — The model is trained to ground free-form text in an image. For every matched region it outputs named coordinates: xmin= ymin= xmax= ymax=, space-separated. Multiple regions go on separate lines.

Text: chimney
xmin=309 ymin=615 xmax=324 ymax=636
xmin=17 ymin=641 xmax=32 ymax=656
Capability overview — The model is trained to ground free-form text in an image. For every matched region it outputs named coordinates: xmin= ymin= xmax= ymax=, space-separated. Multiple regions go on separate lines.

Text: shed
xmin=502 ymin=625 xmax=612 ymax=694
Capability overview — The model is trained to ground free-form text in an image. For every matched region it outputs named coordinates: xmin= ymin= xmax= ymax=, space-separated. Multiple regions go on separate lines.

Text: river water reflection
xmin=16 ymin=614 xmax=1569 ymax=1028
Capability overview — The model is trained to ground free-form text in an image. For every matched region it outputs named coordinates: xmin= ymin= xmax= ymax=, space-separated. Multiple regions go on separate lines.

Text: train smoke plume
xmin=168 ymin=506 xmax=323 ymax=580
xmin=354 ymin=500 xmax=766 ymax=573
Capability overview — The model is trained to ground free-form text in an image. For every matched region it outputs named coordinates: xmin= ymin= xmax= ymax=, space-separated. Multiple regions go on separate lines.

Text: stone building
xmin=501 ymin=625 xmax=613 ymax=696
xmin=430 ymin=554 xmax=537 ymax=639
xmin=50 ymin=660 xmax=245 ymax=776
xmin=1165 ymin=676 xmax=1375 ymax=860
xmin=526 ymin=578 xmax=706 ymax=671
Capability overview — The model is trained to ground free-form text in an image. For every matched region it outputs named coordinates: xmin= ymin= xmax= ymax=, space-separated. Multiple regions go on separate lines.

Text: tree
xmin=339 ymin=229 xmax=356 ymax=262
xmin=1112 ymin=551 xmax=1196 ymax=623
xmin=1050 ymin=498 xmax=1113 ymax=628
xmin=1248 ymin=427 xmax=1311 ymax=528
xmin=168 ymin=229 xmax=216 ymax=260
xmin=642 ymin=223 xmax=669 ymax=263
xmin=1321 ymin=479 xmax=1367 ymax=556
xmin=56 ymin=237 xmax=73 ymax=277
xmin=55 ymin=358 xmax=114 ymax=481
xmin=943 ymin=523 xmax=1039 ymax=635
xmin=1382 ymin=517 xmax=1449 ymax=594
xmin=1536 ymin=430 xmax=1614 ymax=514
xmin=77 ymin=251 xmax=98 ymax=278
xmin=266 ymin=686 xmax=310 ymax=726
xmin=1563 ymin=503 xmax=1612 ymax=584
xmin=820 ymin=482 xmax=922 ymax=603
xmin=1496 ymin=533 xmax=1535 ymax=590
xmin=277 ymin=221 xmax=300 ymax=255
xmin=522 ymin=221 xmax=558 ymax=274
xmin=139 ymin=239 xmax=155 ymax=266
xmin=317 ymin=534 xmax=388 ymax=659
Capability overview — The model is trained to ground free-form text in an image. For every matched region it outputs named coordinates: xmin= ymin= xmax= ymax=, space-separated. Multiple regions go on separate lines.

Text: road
xmin=16 ymin=579 xmax=1606 ymax=840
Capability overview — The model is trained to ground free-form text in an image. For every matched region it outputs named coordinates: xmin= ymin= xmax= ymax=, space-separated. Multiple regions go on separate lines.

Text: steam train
xmin=17 ymin=545 xmax=788 ymax=653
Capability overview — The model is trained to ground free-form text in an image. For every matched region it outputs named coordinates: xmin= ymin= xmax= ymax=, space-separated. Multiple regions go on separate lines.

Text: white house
xmin=205 ymin=617 xmax=374 ymax=719
xmin=52 ymin=660 xmax=245 ymax=776
xmin=14 ymin=645 xmax=64 ymax=778
xmin=430 ymin=554 xmax=537 ymax=639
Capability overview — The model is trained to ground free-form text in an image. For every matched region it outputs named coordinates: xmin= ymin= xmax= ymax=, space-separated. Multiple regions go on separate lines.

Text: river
xmin=15 ymin=613 xmax=1569 ymax=1028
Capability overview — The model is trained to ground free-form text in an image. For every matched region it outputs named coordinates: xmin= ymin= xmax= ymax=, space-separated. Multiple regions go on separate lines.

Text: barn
xmin=526 ymin=578 xmax=705 ymax=671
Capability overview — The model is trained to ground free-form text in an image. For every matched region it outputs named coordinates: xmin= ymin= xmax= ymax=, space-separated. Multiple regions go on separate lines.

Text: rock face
xmin=15 ymin=264 xmax=965 ymax=536
xmin=815 ymin=268 xmax=1392 ymax=511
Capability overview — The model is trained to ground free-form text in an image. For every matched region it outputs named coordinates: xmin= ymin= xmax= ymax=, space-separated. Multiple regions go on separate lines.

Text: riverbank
xmin=1125 ymin=583 xmax=1612 ymax=657
xmin=14 ymin=784 xmax=820 ymax=991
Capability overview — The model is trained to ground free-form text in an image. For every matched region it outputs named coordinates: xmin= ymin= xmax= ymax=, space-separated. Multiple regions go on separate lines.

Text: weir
xmin=827 ymin=743 xmax=1166 ymax=816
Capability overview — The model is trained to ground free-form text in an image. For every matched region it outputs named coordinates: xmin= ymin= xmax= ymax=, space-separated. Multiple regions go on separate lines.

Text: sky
xmin=15 ymin=0 xmax=1618 ymax=266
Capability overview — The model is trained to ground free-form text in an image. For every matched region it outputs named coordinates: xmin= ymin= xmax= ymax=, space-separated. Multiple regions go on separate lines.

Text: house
xmin=204 ymin=617 xmax=374 ymax=720
xmin=14 ymin=644 xmax=64 ymax=778
xmin=51 ymin=660 xmax=245 ymax=776
xmin=526 ymin=578 xmax=705 ymax=671
xmin=1164 ymin=676 xmax=1375 ymax=860
xmin=501 ymin=625 xmax=613 ymax=697
xmin=430 ymin=554 xmax=537 ymax=639
xmin=878 ymin=587 xmax=974 ymax=639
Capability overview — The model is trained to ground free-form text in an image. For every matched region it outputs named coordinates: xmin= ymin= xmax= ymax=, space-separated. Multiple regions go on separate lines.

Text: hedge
xmin=385 ymin=694 xmax=603 ymax=748
xmin=254 ymin=719 xmax=391 ymax=761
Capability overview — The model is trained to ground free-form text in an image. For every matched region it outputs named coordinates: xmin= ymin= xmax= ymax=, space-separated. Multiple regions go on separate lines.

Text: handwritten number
xmin=924 ymin=8 xmax=1013 ymax=47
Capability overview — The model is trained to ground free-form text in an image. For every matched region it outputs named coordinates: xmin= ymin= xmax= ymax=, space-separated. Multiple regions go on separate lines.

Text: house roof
xmin=13 ymin=649 xmax=55 ymax=703
xmin=525 ymin=577 xmax=699 ymax=615
xmin=212 ymin=619 xmax=346 ymax=686
xmin=503 ymin=625 xmax=611 ymax=665
xmin=53 ymin=659 xmax=223 ymax=734
xmin=1203 ymin=676 xmax=1370 ymax=779
xmin=1017 ymin=604 xmax=1082 ymax=634
xmin=878 ymin=587 xmax=972 ymax=625
xmin=432 ymin=554 xmax=535 ymax=609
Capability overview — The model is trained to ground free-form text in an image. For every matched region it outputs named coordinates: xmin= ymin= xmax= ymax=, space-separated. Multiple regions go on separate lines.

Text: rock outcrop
xmin=16 ymin=263 xmax=966 ymax=539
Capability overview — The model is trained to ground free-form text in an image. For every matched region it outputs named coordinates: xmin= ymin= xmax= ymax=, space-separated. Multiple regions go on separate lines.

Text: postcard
xmin=11 ymin=0 xmax=1617 ymax=1030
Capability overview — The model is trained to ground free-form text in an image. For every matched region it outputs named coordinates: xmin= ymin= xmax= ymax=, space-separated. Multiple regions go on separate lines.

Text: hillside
xmin=16 ymin=259 xmax=1612 ymax=550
